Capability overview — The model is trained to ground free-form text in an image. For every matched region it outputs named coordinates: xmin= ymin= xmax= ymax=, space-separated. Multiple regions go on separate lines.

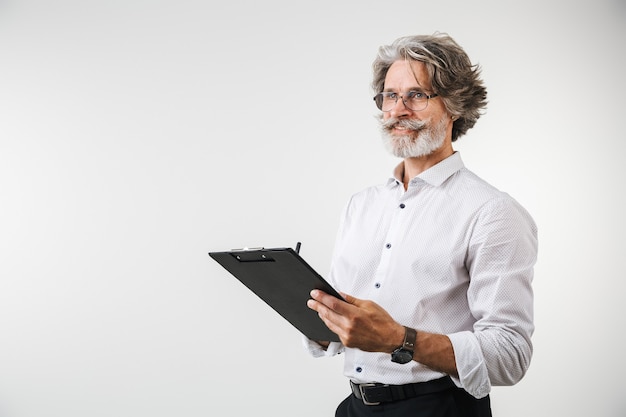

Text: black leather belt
xmin=350 ymin=376 xmax=455 ymax=405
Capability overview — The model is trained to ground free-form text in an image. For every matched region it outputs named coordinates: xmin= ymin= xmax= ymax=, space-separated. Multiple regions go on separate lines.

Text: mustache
xmin=380 ymin=117 xmax=427 ymax=131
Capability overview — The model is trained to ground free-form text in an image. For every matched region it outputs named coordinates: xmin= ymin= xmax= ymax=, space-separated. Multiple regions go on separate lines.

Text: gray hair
xmin=372 ymin=33 xmax=488 ymax=142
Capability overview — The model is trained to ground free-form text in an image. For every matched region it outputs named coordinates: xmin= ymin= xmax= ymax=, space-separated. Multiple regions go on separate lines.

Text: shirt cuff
xmin=301 ymin=336 xmax=344 ymax=358
xmin=448 ymin=331 xmax=491 ymax=399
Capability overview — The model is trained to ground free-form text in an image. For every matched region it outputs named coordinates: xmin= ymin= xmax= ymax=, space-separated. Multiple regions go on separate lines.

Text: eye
xmin=407 ymin=91 xmax=426 ymax=100
xmin=384 ymin=92 xmax=399 ymax=100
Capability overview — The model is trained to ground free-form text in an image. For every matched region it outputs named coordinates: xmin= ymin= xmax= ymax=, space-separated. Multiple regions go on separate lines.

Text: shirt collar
xmin=388 ymin=152 xmax=465 ymax=188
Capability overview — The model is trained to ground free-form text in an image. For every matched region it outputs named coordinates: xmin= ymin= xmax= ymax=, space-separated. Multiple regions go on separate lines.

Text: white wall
xmin=1 ymin=1 xmax=624 ymax=416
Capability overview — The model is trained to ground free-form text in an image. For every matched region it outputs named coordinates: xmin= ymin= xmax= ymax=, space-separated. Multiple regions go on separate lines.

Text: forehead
xmin=384 ymin=60 xmax=431 ymax=91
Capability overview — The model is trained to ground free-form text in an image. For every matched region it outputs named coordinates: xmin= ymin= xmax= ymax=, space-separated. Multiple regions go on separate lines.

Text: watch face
xmin=391 ymin=348 xmax=413 ymax=364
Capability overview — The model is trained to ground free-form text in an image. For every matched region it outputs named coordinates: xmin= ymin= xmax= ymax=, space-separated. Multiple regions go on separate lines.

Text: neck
xmin=402 ymin=146 xmax=454 ymax=189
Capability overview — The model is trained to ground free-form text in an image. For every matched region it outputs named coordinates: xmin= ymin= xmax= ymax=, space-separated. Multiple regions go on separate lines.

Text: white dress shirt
xmin=304 ymin=152 xmax=538 ymax=399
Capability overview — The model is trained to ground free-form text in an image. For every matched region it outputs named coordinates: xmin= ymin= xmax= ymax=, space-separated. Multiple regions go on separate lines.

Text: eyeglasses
xmin=373 ymin=90 xmax=439 ymax=112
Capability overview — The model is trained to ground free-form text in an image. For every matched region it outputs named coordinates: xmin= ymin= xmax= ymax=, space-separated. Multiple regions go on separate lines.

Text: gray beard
xmin=379 ymin=116 xmax=447 ymax=159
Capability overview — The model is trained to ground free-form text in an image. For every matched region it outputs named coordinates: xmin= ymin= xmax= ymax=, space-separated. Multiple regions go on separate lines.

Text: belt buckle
xmin=358 ymin=383 xmax=381 ymax=406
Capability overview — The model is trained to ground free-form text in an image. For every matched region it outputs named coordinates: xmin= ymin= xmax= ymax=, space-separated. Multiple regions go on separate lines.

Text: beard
xmin=379 ymin=116 xmax=447 ymax=159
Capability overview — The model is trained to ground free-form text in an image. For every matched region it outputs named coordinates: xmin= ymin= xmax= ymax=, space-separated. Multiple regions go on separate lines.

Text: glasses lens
xmin=374 ymin=92 xmax=430 ymax=112
xmin=376 ymin=93 xmax=398 ymax=112
xmin=404 ymin=92 xmax=428 ymax=111
xmin=382 ymin=94 xmax=397 ymax=111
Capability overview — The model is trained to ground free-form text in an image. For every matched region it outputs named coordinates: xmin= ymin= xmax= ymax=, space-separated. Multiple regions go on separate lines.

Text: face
xmin=379 ymin=59 xmax=453 ymax=159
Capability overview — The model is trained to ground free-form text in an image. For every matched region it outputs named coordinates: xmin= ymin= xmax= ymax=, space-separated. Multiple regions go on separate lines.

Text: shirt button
xmin=399 ymin=203 xmax=406 ymax=209
xmin=356 ymin=367 xmax=363 ymax=373
xmin=385 ymin=243 xmax=391 ymax=249
xmin=375 ymin=283 xmax=381 ymax=288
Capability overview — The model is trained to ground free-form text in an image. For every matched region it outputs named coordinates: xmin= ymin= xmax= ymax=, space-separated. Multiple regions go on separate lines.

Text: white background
xmin=1 ymin=0 xmax=625 ymax=416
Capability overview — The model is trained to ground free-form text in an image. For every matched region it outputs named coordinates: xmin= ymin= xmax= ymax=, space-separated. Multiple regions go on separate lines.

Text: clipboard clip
xmin=231 ymin=242 xmax=301 ymax=254
xmin=229 ymin=242 xmax=302 ymax=262
xmin=231 ymin=246 xmax=265 ymax=251
xmin=231 ymin=251 xmax=275 ymax=262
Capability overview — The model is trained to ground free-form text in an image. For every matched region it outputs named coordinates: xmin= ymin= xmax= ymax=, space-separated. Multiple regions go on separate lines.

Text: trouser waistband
xmin=350 ymin=376 xmax=455 ymax=406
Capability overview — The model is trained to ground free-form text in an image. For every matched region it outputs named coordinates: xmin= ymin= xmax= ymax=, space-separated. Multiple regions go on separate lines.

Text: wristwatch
xmin=391 ymin=326 xmax=417 ymax=364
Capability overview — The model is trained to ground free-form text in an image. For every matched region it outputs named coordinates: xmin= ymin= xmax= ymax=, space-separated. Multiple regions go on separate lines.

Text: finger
xmin=310 ymin=289 xmax=345 ymax=312
xmin=307 ymin=297 xmax=345 ymax=336
xmin=311 ymin=302 xmax=346 ymax=339
xmin=307 ymin=298 xmax=340 ymax=323
xmin=306 ymin=298 xmax=322 ymax=313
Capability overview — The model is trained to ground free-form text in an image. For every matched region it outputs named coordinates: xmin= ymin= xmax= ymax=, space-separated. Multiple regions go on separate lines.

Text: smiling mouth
xmin=382 ymin=117 xmax=426 ymax=134
xmin=388 ymin=123 xmax=422 ymax=134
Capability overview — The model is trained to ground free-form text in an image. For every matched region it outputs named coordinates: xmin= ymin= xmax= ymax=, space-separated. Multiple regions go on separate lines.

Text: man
xmin=305 ymin=33 xmax=538 ymax=417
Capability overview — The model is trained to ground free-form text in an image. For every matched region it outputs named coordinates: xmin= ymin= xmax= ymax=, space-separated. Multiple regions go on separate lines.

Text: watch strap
xmin=402 ymin=326 xmax=417 ymax=352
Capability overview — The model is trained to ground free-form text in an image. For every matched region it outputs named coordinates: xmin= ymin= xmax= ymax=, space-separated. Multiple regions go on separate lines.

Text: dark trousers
xmin=336 ymin=386 xmax=491 ymax=417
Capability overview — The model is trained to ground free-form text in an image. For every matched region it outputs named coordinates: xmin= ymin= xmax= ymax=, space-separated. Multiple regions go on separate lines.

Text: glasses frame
xmin=373 ymin=90 xmax=439 ymax=112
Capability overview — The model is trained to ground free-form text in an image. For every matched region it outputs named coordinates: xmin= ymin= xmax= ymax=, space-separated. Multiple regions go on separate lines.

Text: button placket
xmin=371 ymin=197 xmax=407 ymax=294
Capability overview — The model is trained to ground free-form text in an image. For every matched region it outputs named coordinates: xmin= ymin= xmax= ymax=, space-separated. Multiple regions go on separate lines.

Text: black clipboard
xmin=209 ymin=244 xmax=343 ymax=342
